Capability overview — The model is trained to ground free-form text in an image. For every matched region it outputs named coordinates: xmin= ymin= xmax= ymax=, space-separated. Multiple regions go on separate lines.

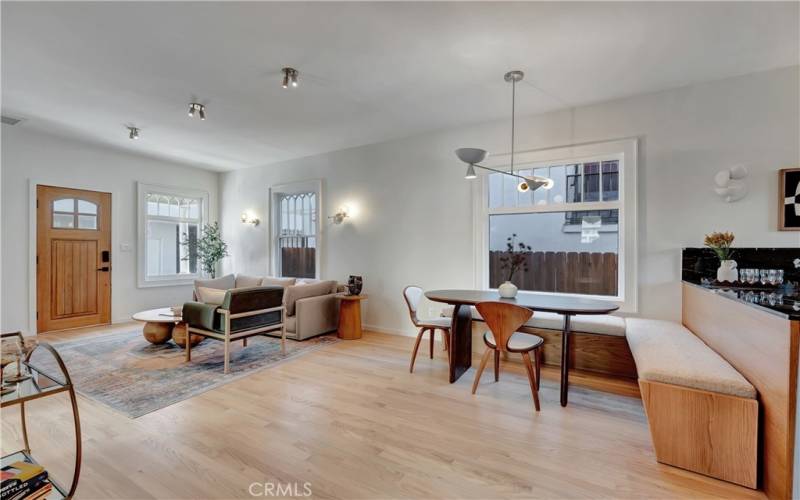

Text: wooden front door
xmin=37 ymin=185 xmax=111 ymax=333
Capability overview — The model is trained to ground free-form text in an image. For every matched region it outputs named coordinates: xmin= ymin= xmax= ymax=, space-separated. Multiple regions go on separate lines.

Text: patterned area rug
xmin=38 ymin=330 xmax=339 ymax=418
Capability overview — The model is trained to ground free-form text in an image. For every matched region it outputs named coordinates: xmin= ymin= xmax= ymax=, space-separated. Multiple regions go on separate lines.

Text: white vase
xmin=498 ymin=281 xmax=518 ymax=298
xmin=716 ymin=260 xmax=738 ymax=283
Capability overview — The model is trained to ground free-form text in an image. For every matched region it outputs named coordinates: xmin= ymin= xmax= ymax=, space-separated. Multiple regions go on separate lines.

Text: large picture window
xmin=137 ymin=183 xmax=209 ymax=287
xmin=476 ymin=139 xmax=637 ymax=310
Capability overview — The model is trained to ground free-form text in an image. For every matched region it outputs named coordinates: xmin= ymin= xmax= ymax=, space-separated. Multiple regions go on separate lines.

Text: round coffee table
xmin=132 ymin=308 xmax=183 ymax=345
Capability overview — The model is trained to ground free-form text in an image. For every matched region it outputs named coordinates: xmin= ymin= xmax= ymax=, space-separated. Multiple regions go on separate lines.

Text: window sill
xmin=137 ymin=277 xmax=198 ymax=289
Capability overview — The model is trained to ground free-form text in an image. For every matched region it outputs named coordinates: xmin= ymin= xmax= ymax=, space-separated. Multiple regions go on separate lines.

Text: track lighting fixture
xmin=188 ymin=103 xmax=206 ymax=120
xmin=127 ymin=126 xmax=140 ymax=140
xmin=282 ymin=67 xmax=299 ymax=89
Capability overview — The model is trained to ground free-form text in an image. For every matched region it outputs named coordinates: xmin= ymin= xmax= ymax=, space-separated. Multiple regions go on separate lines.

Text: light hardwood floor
xmin=1 ymin=324 xmax=765 ymax=499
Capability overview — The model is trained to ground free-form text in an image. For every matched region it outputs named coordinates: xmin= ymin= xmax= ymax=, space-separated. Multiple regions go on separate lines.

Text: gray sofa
xmin=193 ymin=274 xmax=341 ymax=340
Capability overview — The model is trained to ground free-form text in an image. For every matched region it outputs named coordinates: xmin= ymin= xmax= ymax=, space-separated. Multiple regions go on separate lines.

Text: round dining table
xmin=425 ymin=289 xmax=619 ymax=406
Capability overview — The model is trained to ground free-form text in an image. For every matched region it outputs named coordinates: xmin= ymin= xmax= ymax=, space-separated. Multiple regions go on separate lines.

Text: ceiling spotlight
xmin=127 ymin=126 xmax=140 ymax=140
xmin=282 ymin=67 xmax=298 ymax=89
xmin=188 ymin=103 xmax=205 ymax=120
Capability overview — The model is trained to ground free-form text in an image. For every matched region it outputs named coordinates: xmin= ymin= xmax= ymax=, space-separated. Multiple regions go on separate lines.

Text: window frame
xmin=472 ymin=138 xmax=638 ymax=312
xmin=268 ymin=180 xmax=323 ymax=279
xmin=137 ymin=182 xmax=209 ymax=288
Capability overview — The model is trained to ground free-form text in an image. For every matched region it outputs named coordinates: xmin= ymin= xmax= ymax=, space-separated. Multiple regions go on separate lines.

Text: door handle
xmin=97 ymin=267 xmax=110 ymax=272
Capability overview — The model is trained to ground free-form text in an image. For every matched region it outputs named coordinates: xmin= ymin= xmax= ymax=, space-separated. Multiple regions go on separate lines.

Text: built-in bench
xmin=626 ymin=318 xmax=758 ymax=489
xmin=441 ymin=305 xmax=636 ymax=378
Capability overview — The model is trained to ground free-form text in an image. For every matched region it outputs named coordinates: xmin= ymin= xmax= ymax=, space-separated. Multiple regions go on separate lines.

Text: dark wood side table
xmin=337 ymin=295 xmax=367 ymax=340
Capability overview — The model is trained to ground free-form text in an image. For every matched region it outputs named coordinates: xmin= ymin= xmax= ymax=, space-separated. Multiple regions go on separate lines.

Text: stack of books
xmin=1 ymin=460 xmax=52 ymax=500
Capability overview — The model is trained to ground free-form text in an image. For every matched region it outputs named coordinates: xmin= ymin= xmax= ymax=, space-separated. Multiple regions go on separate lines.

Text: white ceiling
xmin=2 ymin=2 xmax=798 ymax=172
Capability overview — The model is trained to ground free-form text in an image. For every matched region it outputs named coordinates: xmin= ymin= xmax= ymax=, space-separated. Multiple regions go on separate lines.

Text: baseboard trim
xmin=363 ymin=323 xmax=417 ymax=338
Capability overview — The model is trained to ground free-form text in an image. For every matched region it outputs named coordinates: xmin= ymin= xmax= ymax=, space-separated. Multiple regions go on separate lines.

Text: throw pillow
xmin=235 ymin=274 xmax=263 ymax=288
xmin=197 ymin=286 xmax=227 ymax=306
xmin=193 ymin=274 xmax=235 ymax=299
xmin=283 ymin=280 xmax=337 ymax=316
xmin=262 ymin=276 xmax=297 ymax=288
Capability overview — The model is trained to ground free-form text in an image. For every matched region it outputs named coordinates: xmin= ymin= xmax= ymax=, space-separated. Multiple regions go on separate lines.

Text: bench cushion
xmin=626 ymin=318 xmax=756 ymax=399
xmin=441 ymin=305 xmax=626 ymax=337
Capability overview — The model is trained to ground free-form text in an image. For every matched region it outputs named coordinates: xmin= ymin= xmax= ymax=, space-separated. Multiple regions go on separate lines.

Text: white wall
xmin=1 ymin=127 xmax=219 ymax=332
xmin=220 ymin=66 xmax=800 ymax=335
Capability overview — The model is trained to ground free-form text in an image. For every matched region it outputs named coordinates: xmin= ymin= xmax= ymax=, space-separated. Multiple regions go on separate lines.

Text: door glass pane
xmin=53 ymin=198 xmax=74 ymax=212
xmin=53 ymin=213 xmax=75 ymax=228
xmin=488 ymin=210 xmax=619 ymax=296
xmin=77 ymin=200 xmax=97 ymax=214
xmin=78 ymin=215 xmax=97 ymax=229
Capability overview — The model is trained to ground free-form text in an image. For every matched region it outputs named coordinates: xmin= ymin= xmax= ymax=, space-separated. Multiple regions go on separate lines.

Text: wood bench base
xmin=639 ymin=380 xmax=758 ymax=489
xmin=467 ymin=322 xmax=637 ymax=380
xmin=520 ymin=326 xmax=637 ymax=379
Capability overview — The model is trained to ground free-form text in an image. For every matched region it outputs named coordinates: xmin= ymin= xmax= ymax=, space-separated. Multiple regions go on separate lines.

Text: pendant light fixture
xmin=455 ymin=70 xmax=553 ymax=192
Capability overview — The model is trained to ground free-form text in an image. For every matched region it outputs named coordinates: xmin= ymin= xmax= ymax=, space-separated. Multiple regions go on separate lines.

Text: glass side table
xmin=1 ymin=332 xmax=81 ymax=499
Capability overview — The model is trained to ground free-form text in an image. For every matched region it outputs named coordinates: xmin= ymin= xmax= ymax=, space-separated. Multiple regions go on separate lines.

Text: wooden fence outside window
xmin=489 ymin=250 xmax=618 ymax=296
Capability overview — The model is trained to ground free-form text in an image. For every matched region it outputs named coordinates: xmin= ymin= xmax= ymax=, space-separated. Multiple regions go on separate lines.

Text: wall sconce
xmin=714 ymin=165 xmax=748 ymax=203
xmin=328 ymin=207 xmax=350 ymax=225
xmin=241 ymin=211 xmax=260 ymax=226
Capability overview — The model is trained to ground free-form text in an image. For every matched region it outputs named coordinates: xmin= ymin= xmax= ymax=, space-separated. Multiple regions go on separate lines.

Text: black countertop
xmin=683 ymin=281 xmax=800 ymax=320
xmin=682 ymin=247 xmax=800 ymax=320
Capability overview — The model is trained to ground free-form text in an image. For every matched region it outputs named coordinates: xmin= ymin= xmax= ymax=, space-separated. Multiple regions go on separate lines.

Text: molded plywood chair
xmin=403 ymin=286 xmax=450 ymax=373
xmin=472 ymin=301 xmax=544 ymax=411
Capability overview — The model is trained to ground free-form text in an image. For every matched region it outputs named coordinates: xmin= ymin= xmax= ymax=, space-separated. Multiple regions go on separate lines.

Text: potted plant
xmin=183 ymin=222 xmax=229 ymax=279
xmin=704 ymin=231 xmax=737 ymax=283
xmin=498 ymin=234 xmax=531 ymax=298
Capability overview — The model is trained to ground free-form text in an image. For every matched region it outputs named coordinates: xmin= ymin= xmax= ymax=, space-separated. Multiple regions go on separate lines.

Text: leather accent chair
xmin=183 ymin=286 xmax=285 ymax=374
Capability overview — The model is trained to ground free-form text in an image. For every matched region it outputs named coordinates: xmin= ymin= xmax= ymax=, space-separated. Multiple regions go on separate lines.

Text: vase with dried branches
xmin=498 ymin=234 xmax=532 ymax=298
